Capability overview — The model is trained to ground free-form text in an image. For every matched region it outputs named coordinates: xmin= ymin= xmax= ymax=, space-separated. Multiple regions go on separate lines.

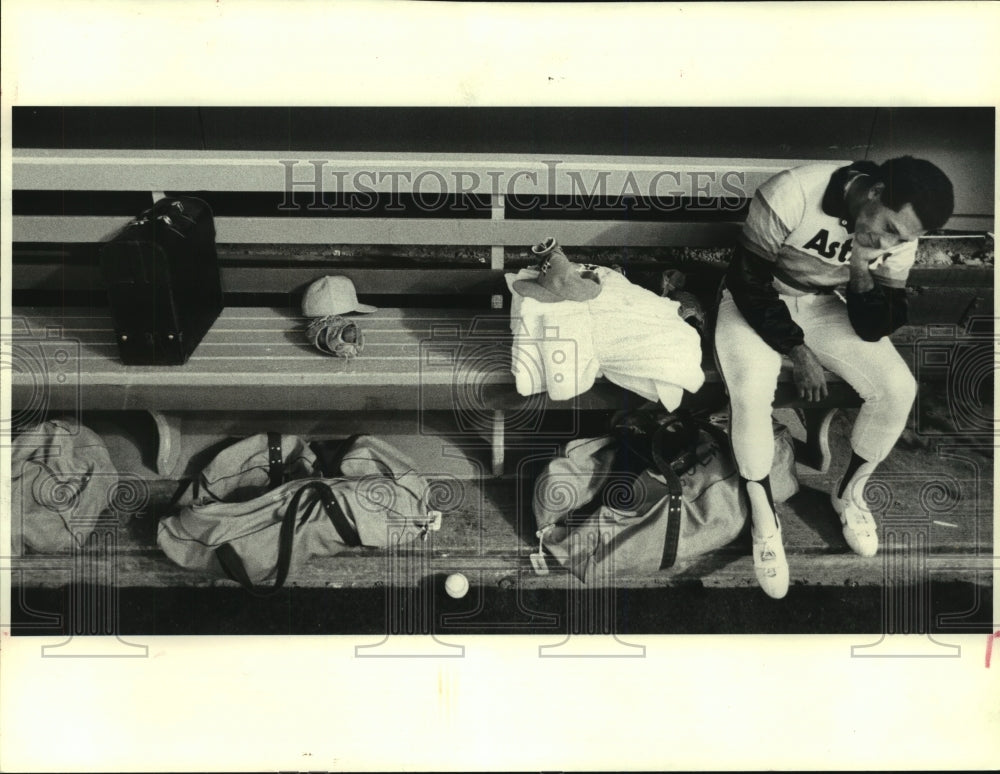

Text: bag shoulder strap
xmin=267 ymin=432 xmax=284 ymax=489
xmin=648 ymin=426 xmax=685 ymax=570
xmin=215 ymin=480 xmax=361 ymax=597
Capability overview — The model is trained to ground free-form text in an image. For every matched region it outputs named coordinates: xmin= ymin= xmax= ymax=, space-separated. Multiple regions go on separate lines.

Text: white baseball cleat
xmin=751 ymin=525 xmax=789 ymax=600
xmin=831 ymin=488 xmax=879 ymax=558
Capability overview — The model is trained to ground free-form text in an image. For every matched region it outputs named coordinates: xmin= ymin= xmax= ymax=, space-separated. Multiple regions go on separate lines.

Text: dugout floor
xmin=9 ymin=391 xmax=995 ymax=636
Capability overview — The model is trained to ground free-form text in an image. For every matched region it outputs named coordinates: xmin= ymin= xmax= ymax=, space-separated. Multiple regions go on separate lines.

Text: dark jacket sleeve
xmin=846 ymin=284 xmax=909 ymax=341
xmin=724 ymin=243 xmax=805 ymax=356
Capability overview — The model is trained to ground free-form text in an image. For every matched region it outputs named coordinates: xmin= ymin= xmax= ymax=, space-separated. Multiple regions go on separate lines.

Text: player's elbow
xmin=857 ymin=328 xmax=887 ymax=343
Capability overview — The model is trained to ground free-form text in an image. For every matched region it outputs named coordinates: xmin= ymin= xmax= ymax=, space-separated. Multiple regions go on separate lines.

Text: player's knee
xmin=877 ymin=367 xmax=917 ymax=410
xmin=717 ymin=354 xmax=778 ymax=408
xmin=728 ymin=385 xmax=777 ymax=417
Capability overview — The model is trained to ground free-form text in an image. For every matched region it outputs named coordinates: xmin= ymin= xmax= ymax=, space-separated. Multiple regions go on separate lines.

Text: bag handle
xmin=308 ymin=434 xmax=364 ymax=478
xmin=695 ymin=419 xmax=733 ymax=459
xmin=215 ymin=480 xmax=361 ymax=596
xmin=161 ymin=432 xmax=291 ymax=515
xmin=612 ymin=408 xmax=700 ymax=473
xmin=655 ymin=410 xmax=702 ymax=473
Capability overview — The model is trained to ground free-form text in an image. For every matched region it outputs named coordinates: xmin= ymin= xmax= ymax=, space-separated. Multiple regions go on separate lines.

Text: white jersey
xmin=740 ymin=163 xmax=916 ymax=291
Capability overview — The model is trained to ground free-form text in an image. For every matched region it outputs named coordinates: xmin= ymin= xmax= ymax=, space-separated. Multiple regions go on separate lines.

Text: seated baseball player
xmin=715 ymin=156 xmax=954 ymax=599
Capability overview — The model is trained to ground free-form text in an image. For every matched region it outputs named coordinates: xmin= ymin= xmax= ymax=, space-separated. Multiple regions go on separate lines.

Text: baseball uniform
xmin=716 ymin=162 xmax=917 ymax=479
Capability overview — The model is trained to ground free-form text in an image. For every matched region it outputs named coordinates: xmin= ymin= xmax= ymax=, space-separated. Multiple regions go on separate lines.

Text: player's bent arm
xmin=846 ymin=283 xmax=909 ymax=341
xmin=846 ymin=250 xmax=909 ymax=341
xmin=725 ymin=243 xmax=806 ymax=355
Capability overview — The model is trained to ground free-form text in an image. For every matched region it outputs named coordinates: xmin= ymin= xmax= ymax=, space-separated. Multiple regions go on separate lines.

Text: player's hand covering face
xmin=852 ymin=186 xmax=926 ymax=252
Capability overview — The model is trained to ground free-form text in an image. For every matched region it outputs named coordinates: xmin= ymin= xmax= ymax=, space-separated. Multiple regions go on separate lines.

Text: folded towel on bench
xmin=506 ymin=267 xmax=705 ymax=409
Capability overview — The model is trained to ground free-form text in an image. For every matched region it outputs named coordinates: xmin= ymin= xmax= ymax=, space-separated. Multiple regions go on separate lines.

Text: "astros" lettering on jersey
xmin=802 ymin=230 xmax=854 ymax=262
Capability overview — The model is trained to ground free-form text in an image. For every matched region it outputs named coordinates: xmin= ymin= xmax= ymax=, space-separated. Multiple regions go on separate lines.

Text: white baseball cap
xmin=301 ymin=275 xmax=377 ymax=316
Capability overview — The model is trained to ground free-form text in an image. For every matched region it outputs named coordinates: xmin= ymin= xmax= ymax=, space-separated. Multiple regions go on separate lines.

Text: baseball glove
xmin=306 ymin=315 xmax=364 ymax=358
xmin=661 ymin=269 xmax=706 ymax=331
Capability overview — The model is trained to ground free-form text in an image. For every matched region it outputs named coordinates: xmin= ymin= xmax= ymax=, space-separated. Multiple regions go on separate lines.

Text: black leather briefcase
xmin=100 ymin=196 xmax=223 ymax=365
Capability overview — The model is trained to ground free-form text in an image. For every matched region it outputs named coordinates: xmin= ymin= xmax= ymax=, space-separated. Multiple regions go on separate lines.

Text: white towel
xmin=505 ymin=267 xmax=705 ymax=409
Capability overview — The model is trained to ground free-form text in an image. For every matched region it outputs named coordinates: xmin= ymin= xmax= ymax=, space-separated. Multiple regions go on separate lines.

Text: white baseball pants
xmin=715 ymin=288 xmax=916 ymax=480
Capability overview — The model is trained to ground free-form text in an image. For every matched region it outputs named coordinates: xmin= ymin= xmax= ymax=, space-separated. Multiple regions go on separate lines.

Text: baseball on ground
xmin=444 ymin=573 xmax=469 ymax=598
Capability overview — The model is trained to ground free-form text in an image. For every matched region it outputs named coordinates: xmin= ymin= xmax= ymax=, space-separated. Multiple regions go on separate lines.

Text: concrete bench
xmin=9 ymin=304 xmax=950 ymax=476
